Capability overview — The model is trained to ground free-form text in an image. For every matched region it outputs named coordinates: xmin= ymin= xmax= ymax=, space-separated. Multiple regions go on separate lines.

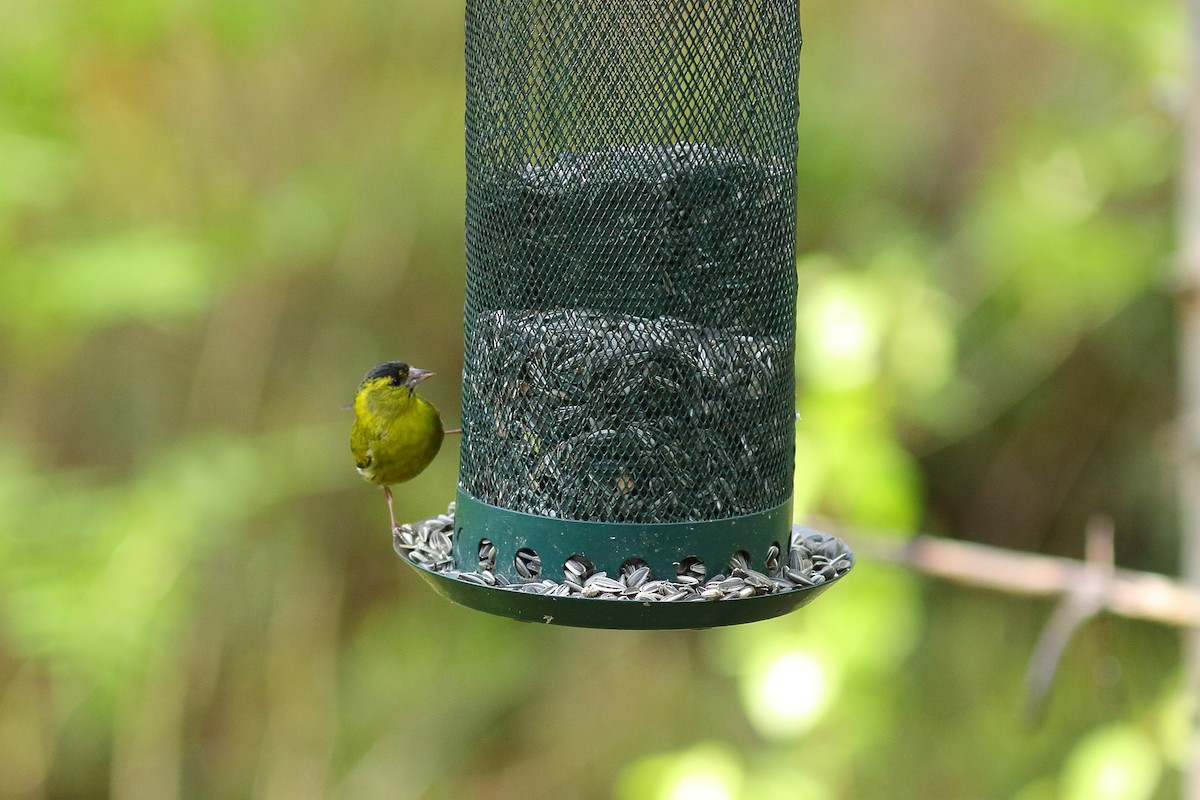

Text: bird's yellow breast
xmin=350 ymin=379 xmax=444 ymax=486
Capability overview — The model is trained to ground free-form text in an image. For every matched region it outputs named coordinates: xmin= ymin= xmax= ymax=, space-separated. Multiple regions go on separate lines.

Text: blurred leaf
xmin=1013 ymin=778 xmax=1060 ymax=800
xmin=0 ymin=128 xmax=75 ymax=213
xmin=617 ymin=743 xmax=743 ymax=800
xmin=999 ymin=0 xmax=1182 ymax=80
xmin=740 ymin=768 xmax=831 ymax=800
xmin=0 ymin=228 xmax=216 ymax=343
xmin=800 ymin=389 xmax=924 ymax=530
xmin=1155 ymin=683 xmax=1192 ymax=769
xmin=0 ymin=428 xmax=342 ymax=686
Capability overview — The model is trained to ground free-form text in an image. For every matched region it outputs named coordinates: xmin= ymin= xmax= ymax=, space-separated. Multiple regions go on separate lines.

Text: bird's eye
xmin=389 ymin=375 xmax=402 ymax=386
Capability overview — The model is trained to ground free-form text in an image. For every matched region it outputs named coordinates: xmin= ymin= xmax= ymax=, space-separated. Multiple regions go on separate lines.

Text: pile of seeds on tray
xmin=393 ymin=505 xmax=853 ymax=602
xmin=460 ymin=308 xmax=794 ymax=523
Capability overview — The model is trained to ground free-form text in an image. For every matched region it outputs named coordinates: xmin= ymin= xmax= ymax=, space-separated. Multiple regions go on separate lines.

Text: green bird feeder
xmin=395 ymin=0 xmax=853 ymax=628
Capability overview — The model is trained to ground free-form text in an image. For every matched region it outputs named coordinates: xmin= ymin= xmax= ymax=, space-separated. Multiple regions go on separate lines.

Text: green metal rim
xmin=454 ymin=489 xmax=793 ymax=582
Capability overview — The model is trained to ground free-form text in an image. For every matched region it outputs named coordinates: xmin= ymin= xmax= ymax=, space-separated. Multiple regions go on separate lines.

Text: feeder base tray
xmin=394 ymin=505 xmax=853 ymax=629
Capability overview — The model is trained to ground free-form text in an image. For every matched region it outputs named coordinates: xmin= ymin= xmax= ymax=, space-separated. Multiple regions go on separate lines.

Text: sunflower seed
xmin=765 ymin=543 xmax=781 ymax=573
xmin=514 ymin=548 xmax=542 ymax=579
xmin=623 ymin=566 xmax=651 ymax=588
xmin=564 ymin=557 xmax=591 ymax=578
xmin=742 ymin=569 xmax=774 ymax=590
xmin=587 ymin=576 xmax=626 ymax=593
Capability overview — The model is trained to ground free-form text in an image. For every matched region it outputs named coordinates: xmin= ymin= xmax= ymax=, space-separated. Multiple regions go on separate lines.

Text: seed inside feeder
xmin=461 ymin=308 xmax=794 ymax=521
xmin=462 ymin=142 xmax=796 ymax=524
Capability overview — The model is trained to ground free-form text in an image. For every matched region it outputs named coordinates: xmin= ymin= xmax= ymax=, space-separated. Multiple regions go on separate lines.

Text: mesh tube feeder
xmin=396 ymin=0 xmax=853 ymax=628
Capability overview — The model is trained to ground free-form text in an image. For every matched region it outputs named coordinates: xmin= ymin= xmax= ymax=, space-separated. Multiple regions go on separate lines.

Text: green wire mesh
xmin=460 ymin=0 xmax=800 ymax=526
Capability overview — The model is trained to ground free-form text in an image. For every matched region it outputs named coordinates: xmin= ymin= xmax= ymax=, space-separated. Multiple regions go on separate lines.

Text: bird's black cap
xmin=363 ymin=361 xmax=410 ymax=385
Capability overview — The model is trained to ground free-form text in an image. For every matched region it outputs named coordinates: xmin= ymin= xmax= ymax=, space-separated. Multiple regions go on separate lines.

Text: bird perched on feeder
xmin=350 ymin=361 xmax=454 ymax=531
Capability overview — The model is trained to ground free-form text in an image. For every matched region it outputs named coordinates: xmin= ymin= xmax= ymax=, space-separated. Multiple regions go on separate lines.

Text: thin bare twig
xmin=845 ymin=528 xmax=1200 ymax=629
xmin=1024 ymin=516 xmax=1115 ymax=723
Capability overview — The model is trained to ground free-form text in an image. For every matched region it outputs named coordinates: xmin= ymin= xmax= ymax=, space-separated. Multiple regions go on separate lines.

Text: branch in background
xmin=842 ymin=526 xmax=1200 ymax=629
xmin=1024 ymin=517 xmax=1115 ymax=723
xmin=1178 ymin=0 xmax=1200 ymax=795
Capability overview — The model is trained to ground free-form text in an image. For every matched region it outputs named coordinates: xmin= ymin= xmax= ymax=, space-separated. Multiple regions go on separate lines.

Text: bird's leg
xmin=384 ymin=485 xmax=400 ymax=533
xmin=444 ymin=428 xmax=462 ymax=435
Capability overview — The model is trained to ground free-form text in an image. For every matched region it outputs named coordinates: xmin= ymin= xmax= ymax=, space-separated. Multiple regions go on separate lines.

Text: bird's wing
xmin=349 ymin=423 xmax=373 ymax=470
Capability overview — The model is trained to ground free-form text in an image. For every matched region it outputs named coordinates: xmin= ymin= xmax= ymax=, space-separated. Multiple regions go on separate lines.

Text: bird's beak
xmin=406 ymin=367 xmax=435 ymax=389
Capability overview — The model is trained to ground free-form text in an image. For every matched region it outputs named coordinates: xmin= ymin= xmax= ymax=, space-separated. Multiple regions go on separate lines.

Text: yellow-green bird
xmin=350 ymin=361 xmax=450 ymax=531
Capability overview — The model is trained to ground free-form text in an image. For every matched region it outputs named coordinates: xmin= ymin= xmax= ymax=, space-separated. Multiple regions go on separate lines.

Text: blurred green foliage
xmin=0 ymin=0 xmax=1187 ymax=797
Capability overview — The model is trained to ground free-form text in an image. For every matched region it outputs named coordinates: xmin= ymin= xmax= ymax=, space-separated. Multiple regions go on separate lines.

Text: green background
xmin=0 ymin=0 xmax=1186 ymax=797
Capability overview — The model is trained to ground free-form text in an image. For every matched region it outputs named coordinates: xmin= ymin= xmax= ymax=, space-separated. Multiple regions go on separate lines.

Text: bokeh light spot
xmin=741 ymin=649 xmax=837 ymax=739
xmin=1062 ymin=725 xmax=1161 ymax=800
xmin=798 ymin=275 xmax=883 ymax=389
